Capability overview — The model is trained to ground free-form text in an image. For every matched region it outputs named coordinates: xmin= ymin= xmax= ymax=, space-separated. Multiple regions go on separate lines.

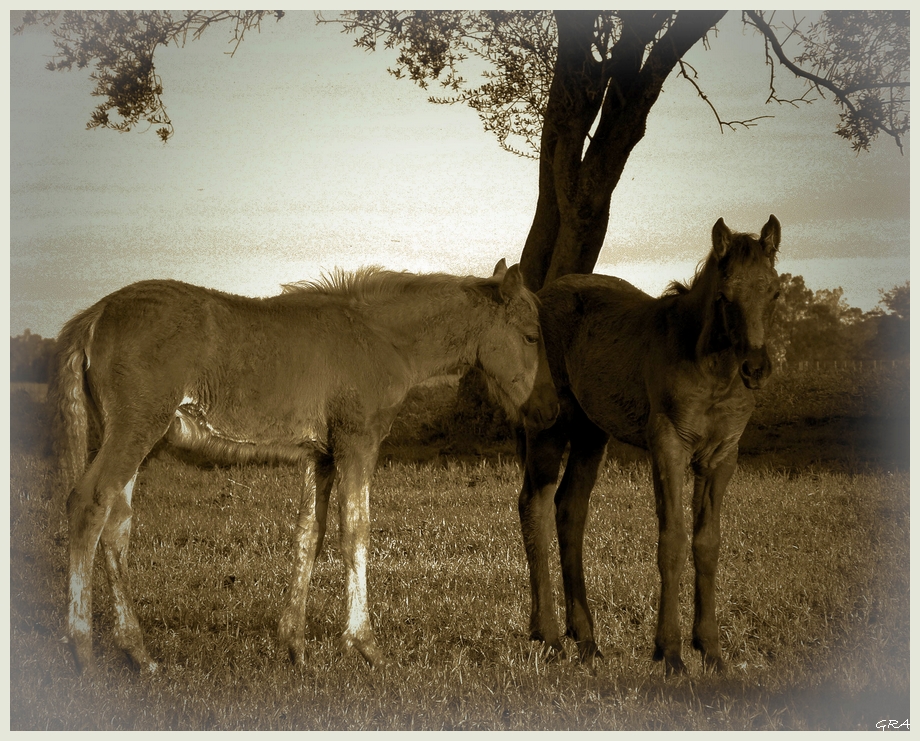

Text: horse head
xmin=710 ymin=215 xmax=781 ymax=390
xmin=474 ymin=260 xmax=559 ymax=429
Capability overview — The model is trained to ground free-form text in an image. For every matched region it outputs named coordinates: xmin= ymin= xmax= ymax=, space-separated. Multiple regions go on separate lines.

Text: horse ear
xmin=499 ymin=263 xmax=524 ymax=302
xmin=760 ymin=215 xmax=781 ymax=262
xmin=492 ymin=258 xmax=508 ymax=278
xmin=712 ymin=218 xmax=732 ymax=259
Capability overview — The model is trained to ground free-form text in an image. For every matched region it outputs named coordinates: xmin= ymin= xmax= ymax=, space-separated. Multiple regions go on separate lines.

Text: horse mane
xmin=661 ymin=228 xmax=768 ymax=298
xmin=280 ymin=267 xmax=478 ymax=304
xmin=662 ymin=262 xmax=704 ymax=297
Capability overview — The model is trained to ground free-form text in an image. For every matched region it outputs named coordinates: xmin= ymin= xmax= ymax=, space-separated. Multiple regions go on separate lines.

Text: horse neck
xmin=367 ymin=286 xmax=482 ymax=383
xmin=676 ymin=261 xmax=735 ymax=373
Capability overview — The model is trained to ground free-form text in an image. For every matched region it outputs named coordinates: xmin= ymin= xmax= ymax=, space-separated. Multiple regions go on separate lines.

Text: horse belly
xmin=184 ymin=310 xmax=349 ymax=448
xmin=167 ymin=399 xmax=324 ymax=464
xmin=566 ymin=317 xmax=651 ymax=448
xmin=576 ymin=384 xmax=649 ymax=448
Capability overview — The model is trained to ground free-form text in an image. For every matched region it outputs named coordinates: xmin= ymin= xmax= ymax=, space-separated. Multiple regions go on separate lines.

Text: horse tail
xmin=48 ymin=302 xmax=104 ymax=514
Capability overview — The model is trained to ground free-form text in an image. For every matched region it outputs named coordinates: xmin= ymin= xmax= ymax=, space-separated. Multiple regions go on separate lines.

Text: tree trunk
xmin=519 ymin=10 xmax=727 ymax=291
xmin=464 ymin=11 xmax=725 ymax=429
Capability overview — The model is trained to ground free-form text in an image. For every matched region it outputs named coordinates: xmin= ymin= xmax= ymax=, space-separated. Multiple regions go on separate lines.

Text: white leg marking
xmin=122 ymin=473 xmax=137 ymax=506
xmin=345 ymin=482 xmax=371 ymax=637
xmin=346 ymin=541 xmax=370 ymax=635
xmin=69 ymin=573 xmax=91 ymax=635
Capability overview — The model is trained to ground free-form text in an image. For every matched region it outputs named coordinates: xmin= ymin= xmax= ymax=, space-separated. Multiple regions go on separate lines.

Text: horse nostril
xmin=740 ymin=352 xmax=773 ymax=390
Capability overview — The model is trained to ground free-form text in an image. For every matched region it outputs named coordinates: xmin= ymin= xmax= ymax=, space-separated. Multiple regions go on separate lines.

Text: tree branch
xmin=743 ymin=9 xmax=907 ymax=152
xmin=678 ymin=60 xmax=774 ymax=132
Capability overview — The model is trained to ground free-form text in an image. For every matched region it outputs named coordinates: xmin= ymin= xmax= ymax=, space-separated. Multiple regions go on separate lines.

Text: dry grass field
xmin=8 ymin=363 xmax=910 ymax=730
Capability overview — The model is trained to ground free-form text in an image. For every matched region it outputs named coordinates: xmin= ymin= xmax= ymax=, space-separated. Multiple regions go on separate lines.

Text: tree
xmin=14 ymin=11 xmax=284 ymax=143
xmin=15 ymin=10 xmax=909 ymax=291
xmin=867 ymin=282 xmax=910 ymax=359
xmin=770 ymin=276 xmax=911 ymax=364
xmin=878 ymin=281 xmax=909 ymax=321
xmin=771 ymin=275 xmax=863 ymax=364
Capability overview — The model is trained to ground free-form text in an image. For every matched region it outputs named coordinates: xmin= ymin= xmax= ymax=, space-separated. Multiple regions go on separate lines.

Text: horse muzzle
xmin=739 ymin=347 xmax=772 ymax=390
xmin=521 ymin=382 xmax=560 ymax=431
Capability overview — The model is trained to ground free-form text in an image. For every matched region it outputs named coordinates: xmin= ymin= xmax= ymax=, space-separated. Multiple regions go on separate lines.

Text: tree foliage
xmin=324 ymin=10 xmax=556 ymax=159
xmin=15 ymin=11 xmax=908 ymax=157
xmin=321 ymin=10 xmax=909 ymax=289
xmin=744 ymin=11 xmax=909 ymax=153
xmin=878 ymin=281 xmax=909 ymax=321
xmin=14 ymin=10 xmax=284 ymax=143
xmin=332 ymin=10 xmax=910 ymax=158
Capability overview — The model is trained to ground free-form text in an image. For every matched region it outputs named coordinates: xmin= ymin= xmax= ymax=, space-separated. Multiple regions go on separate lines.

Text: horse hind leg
xmin=278 ymin=453 xmax=335 ymax=667
xmin=66 ymin=446 xmax=149 ymax=673
xmin=66 ymin=401 xmax=173 ymax=675
xmin=66 ymin=462 xmax=108 ymax=673
xmin=99 ymin=473 xmax=158 ymax=673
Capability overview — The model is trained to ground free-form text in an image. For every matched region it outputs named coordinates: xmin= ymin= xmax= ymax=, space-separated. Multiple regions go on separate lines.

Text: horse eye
xmin=524 ymin=333 xmax=539 ymax=345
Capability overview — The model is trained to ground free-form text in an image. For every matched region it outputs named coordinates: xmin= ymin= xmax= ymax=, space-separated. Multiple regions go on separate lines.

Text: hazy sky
xmin=8 ymin=10 xmax=911 ymax=338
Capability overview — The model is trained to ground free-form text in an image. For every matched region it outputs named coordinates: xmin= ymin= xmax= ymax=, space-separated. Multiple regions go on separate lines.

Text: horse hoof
xmin=358 ymin=644 xmax=386 ymax=668
xmin=288 ymin=648 xmax=305 ymax=668
xmin=66 ymin=637 xmax=95 ymax=676
xmin=127 ymin=653 xmax=159 ymax=675
xmin=653 ymin=646 xmax=687 ymax=676
xmin=665 ymin=655 xmax=688 ymax=676
xmin=529 ymin=628 xmax=566 ymax=662
xmin=691 ymin=636 xmax=725 ymax=673
xmin=72 ymin=658 xmax=96 ymax=677
xmin=577 ymin=641 xmax=603 ymax=665
xmin=541 ymin=641 xmax=567 ymax=662
xmin=283 ymin=640 xmax=307 ymax=668
xmin=664 ymin=657 xmax=689 ymax=677
xmin=341 ymin=635 xmax=385 ymax=668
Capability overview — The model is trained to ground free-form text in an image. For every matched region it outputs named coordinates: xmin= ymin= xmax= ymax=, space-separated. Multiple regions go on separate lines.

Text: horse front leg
xmin=648 ymin=417 xmax=691 ymax=675
xmin=555 ymin=420 xmax=608 ymax=663
xmin=278 ymin=454 xmax=335 ymax=667
xmin=518 ymin=421 xmax=568 ymax=658
xmin=336 ymin=444 xmax=384 ymax=667
xmin=690 ymin=451 xmax=736 ymax=673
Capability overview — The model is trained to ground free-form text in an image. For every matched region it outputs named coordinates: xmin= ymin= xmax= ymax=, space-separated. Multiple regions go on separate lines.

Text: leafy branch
xmin=14 ymin=10 xmax=284 ymax=142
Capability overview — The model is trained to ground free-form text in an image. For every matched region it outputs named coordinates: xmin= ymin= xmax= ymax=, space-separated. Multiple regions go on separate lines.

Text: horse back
xmin=83 ymin=280 xmax=410 ymax=448
xmin=539 ymin=274 xmax=655 ymax=446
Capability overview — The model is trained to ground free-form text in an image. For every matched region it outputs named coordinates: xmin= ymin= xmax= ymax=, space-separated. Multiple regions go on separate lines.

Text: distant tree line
xmin=10 ymin=329 xmax=57 ymax=383
xmin=772 ymin=278 xmax=909 ymax=365
xmin=8 ymin=278 xmax=910 ymax=383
